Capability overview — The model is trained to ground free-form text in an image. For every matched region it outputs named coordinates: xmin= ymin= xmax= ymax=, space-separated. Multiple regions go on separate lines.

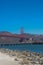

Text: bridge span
xmin=0 ymin=34 xmax=25 ymax=38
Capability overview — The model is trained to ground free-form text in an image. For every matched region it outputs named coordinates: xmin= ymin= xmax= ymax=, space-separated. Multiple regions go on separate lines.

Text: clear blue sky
xmin=0 ymin=0 xmax=43 ymax=34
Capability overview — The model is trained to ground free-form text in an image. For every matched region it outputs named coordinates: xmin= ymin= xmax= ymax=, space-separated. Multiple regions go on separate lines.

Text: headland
xmin=0 ymin=31 xmax=43 ymax=44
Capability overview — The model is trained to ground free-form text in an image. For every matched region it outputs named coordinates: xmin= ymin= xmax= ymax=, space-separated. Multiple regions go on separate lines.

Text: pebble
xmin=0 ymin=48 xmax=43 ymax=65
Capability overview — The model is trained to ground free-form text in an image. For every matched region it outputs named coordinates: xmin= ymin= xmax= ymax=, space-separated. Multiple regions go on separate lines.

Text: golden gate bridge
xmin=0 ymin=27 xmax=25 ymax=38
xmin=0 ymin=27 xmax=27 ymax=46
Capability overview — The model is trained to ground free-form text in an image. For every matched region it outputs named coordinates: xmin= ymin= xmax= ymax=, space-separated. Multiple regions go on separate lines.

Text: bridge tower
xmin=19 ymin=27 xmax=25 ymax=42
xmin=20 ymin=27 xmax=24 ymax=34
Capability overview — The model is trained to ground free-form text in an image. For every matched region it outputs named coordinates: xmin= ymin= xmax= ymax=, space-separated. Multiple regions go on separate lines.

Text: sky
xmin=0 ymin=0 xmax=43 ymax=34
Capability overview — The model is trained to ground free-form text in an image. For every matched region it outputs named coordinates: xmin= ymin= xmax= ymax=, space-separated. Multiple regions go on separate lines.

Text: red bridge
xmin=0 ymin=27 xmax=25 ymax=38
xmin=0 ymin=34 xmax=25 ymax=38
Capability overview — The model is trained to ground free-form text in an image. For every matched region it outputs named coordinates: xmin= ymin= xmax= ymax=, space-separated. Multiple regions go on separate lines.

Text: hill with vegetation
xmin=0 ymin=31 xmax=43 ymax=43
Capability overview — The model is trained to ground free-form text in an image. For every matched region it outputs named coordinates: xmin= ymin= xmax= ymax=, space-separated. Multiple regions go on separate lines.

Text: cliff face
xmin=0 ymin=31 xmax=43 ymax=43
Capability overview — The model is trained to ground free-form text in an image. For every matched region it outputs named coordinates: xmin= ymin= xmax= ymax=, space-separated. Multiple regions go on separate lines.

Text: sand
xmin=0 ymin=49 xmax=41 ymax=65
xmin=0 ymin=52 xmax=20 ymax=65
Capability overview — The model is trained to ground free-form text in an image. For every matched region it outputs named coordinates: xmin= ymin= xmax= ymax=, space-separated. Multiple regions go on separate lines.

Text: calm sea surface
xmin=0 ymin=43 xmax=43 ymax=54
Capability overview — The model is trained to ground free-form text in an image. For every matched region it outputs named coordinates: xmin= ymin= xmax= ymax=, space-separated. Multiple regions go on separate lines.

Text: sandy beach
xmin=0 ymin=49 xmax=43 ymax=65
xmin=0 ymin=52 xmax=21 ymax=65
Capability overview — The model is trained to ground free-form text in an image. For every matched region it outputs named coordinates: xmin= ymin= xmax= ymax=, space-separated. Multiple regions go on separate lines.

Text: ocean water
xmin=0 ymin=43 xmax=43 ymax=54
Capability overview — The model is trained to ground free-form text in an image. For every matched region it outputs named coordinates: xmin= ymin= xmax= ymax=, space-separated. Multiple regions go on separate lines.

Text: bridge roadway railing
xmin=0 ymin=34 xmax=25 ymax=38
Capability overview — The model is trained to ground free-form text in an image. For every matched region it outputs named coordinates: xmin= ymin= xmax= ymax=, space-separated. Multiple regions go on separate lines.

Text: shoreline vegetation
xmin=0 ymin=49 xmax=43 ymax=65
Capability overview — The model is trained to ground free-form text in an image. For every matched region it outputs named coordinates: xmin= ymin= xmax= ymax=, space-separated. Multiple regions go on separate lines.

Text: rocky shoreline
xmin=0 ymin=48 xmax=43 ymax=65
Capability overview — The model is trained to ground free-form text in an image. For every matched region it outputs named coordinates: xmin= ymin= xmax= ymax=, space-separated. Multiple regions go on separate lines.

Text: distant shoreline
xmin=0 ymin=43 xmax=43 ymax=45
xmin=0 ymin=31 xmax=43 ymax=43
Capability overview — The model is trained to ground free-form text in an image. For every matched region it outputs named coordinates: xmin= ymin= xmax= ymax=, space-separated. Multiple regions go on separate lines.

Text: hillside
xmin=0 ymin=31 xmax=43 ymax=43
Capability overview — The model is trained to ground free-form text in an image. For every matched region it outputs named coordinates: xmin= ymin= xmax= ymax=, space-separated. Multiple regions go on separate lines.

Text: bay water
xmin=0 ymin=43 xmax=43 ymax=54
